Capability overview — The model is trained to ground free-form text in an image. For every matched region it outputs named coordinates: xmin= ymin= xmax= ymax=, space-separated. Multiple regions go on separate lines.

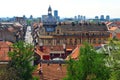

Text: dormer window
xmin=57 ymin=29 xmax=60 ymax=34
xmin=47 ymin=33 xmax=50 ymax=35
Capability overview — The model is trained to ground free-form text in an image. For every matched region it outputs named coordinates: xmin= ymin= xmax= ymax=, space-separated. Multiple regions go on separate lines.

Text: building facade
xmin=39 ymin=23 xmax=110 ymax=47
xmin=0 ymin=22 xmax=23 ymax=42
xmin=35 ymin=6 xmax=110 ymax=60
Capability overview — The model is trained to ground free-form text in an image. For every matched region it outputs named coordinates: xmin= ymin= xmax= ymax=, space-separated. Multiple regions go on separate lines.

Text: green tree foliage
xmin=8 ymin=41 xmax=35 ymax=80
xmin=64 ymin=42 xmax=110 ymax=80
xmin=107 ymin=39 xmax=120 ymax=80
xmin=64 ymin=57 xmax=77 ymax=80
xmin=0 ymin=65 xmax=21 ymax=80
xmin=27 ymin=20 xmax=32 ymax=26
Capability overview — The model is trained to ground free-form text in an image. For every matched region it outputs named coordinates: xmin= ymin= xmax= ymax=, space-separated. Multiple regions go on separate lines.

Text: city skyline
xmin=0 ymin=0 xmax=120 ymax=18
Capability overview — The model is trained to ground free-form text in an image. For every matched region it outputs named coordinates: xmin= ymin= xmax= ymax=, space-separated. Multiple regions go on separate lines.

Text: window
xmin=64 ymin=39 xmax=67 ymax=45
xmin=89 ymin=39 xmax=91 ymax=43
xmin=98 ymin=38 xmax=101 ymax=44
xmin=69 ymin=39 xmax=73 ymax=45
xmin=57 ymin=29 xmax=60 ymax=34
xmin=93 ymin=39 xmax=96 ymax=43
xmin=80 ymin=39 xmax=82 ymax=44
xmin=103 ymin=38 xmax=106 ymax=43
xmin=48 ymin=40 xmax=52 ymax=45
xmin=56 ymin=39 xmax=60 ymax=45
xmin=74 ymin=39 xmax=77 ymax=45
xmin=47 ymin=33 xmax=50 ymax=35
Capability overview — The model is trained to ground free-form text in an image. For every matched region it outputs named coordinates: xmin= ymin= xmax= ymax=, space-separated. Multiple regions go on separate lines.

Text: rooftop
xmin=60 ymin=23 xmax=108 ymax=32
xmin=0 ymin=41 xmax=12 ymax=61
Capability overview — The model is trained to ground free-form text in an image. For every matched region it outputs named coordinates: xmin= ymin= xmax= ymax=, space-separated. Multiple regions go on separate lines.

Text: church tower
xmin=48 ymin=5 xmax=52 ymax=16
xmin=42 ymin=5 xmax=57 ymax=32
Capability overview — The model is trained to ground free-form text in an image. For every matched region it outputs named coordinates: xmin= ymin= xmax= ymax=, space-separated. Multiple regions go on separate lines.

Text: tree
xmin=27 ymin=20 xmax=32 ymax=26
xmin=8 ymin=41 xmax=35 ymax=80
xmin=0 ymin=66 xmax=21 ymax=80
xmin=106 ymin=39 xmax=120 ymax=80
xmin=64 ymin=57 xmax=78 ymax=80
xmin=64 ymin=42 xmax=110 ymax=80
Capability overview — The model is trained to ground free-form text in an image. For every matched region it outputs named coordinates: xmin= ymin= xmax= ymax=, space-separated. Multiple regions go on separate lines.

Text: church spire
xmin=48 ymin=5 xmax=52 ymax=16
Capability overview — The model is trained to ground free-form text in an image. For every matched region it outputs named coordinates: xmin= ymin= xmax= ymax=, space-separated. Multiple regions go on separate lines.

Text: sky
xmin=0 ymin=0 xmax=120 ymax=18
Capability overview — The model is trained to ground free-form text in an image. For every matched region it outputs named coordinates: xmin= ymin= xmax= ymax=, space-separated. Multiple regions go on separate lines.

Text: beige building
xmin=33 ymin=6 xmax=110 ymax=60
xmin=38 ymin=23 xmax=110 ymax=47
xmin=0 ymin=22 xmax=23 ymax=42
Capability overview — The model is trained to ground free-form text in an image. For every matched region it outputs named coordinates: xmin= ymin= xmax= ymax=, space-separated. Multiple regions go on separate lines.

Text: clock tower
xmin=43 ymin=6 xmax=57 ymax=32
xmin=48 ymin=5 xmax=52 ymax=16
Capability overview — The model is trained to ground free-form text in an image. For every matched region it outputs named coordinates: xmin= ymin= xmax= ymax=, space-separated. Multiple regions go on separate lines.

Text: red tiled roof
xmin=0 ymin=41 xmax=12 ymax=61
xmin=66 ymin=45 xmax=80 ymax=60
xmin=66 ymin=44 xmax=101 ymax=60
xmin=109 ymin=27 xmax=118 ymax=31
xmin=33 ymin=64 xmax=67 ymax=80
xmin=116 ymin=33 xmax=120 ymax=39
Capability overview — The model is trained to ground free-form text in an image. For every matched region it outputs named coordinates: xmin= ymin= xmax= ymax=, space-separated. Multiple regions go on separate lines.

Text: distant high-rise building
xmin=74 ymin=16 xmax=77 ymax=21
xmin=78 ymin=15 xmax=81 ymax=20
xmin=83 ymin=16 xmax=86 ymax=21
xmin=30 ymin=15 xmax=33 ymax=19
xmin=54 ymin=10 xmax=59 ymax=21
xmin=81 ymin=16 xmax=83 ymax=20
xmin=100 ymin=15 xmax=104 ymax=21
xmin=23 ymin=15 xmax=26 ymax=19
xmin=54 ymin=10 xmax=58 ymax=17
xmin=106 ymin=15 xmax=110 ymax=21
xmin=95 ymin=16 xmax=99 ymax=19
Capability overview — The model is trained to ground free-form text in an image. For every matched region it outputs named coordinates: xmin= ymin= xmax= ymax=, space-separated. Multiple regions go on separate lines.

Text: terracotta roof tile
xmin=33 ymin=64 xmax=67 ymax=80
xmin=109 ymin=27 xmax=118 ymax=31
xmin=0 ymin=41 xmax=12 ymax=61
xmin=0 ymin=50 xmax=9 ymax=61
xmin=66 ymin=46 xmax=80 ymax=60
xmin=66 ymin=44 xmax=101 ymax=60
xmin=116 ymin=33 xmax=120 ymax=39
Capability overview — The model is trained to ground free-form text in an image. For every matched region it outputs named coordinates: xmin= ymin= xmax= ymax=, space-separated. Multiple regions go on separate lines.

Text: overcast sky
xmin=0 ymin=0 xmax=120 ymax=18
